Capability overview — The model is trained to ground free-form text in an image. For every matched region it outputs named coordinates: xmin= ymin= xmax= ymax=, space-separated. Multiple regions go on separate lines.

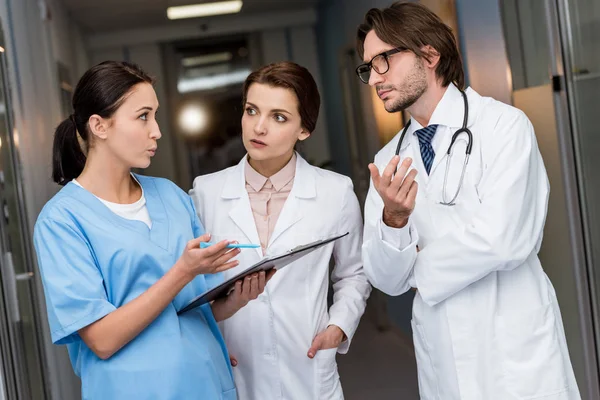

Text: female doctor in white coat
xmin=357 ymin=3 xmax=580 ymax=400
xmin=190 ymin=61 xmax=371 ymax=399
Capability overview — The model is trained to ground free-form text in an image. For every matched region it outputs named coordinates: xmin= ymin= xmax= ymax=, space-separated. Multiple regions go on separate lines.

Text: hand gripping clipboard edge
xmin=177 ymin=232 xmax=350 ymax=314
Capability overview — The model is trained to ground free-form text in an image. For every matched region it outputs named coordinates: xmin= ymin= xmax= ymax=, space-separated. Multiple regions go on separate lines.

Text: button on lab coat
xmin=191 ymin=154 xmax=371 ymax=400
xmin=363 ymin=84 xmax=581 ymax=400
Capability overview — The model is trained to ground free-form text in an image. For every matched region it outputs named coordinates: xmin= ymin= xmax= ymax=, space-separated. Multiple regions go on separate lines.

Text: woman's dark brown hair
xmin=52 ymin=61 xmax=154 ymax=185
xmin=356 ymin=2 xmax=464 ymax=89
xmin=242 ymin=61 xmax=320 ymax=133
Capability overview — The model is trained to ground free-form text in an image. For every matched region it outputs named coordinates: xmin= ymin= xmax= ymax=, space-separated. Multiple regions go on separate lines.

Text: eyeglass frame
xmin=355 ymin=47 xmax=405 ymax=84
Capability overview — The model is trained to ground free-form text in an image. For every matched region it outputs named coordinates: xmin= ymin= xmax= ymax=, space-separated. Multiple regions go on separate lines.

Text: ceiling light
xmin=184 ymin=63 xmax=232 ymax=79
xmin=178 ymin=104 xmax=208 ymax=136
xmin=167 ymin=1 xmax=243 ymax=20
xmin=177 ymin=69 xmax=251 ymax=93
xmin=182 ymin=52 xmax=232 ymax=67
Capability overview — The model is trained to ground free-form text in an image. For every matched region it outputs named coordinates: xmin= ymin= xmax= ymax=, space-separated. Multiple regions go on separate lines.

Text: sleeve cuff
xmin=52 ymin=302 xmax=116 ymax=345
xmin=408 ymin=270 xmax=416 ymax=288
xmin=327 ymin=317 xmax=355 ymax=354
xmin=379 ymin=218 xmax=414 ymax=250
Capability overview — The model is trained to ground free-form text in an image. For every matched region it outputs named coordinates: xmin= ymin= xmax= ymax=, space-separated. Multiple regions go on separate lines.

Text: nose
xmin=253 ymin=117 xmax=267 ymax=135
xmin=150 ymin=120 xmax=162 ymax=140
xmin=368 ymin=69 xmax=384 ymax=87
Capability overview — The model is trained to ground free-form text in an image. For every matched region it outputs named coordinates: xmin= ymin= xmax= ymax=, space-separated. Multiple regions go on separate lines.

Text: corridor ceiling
xmin=61 ymin=0 xmax=320 ymax=33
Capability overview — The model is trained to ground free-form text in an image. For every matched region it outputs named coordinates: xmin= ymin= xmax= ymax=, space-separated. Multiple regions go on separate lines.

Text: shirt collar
xmin=244 ymin=153 xmax=297 ymax=192
xmin=429 ymin=83 xmax=469 ymax=129
xmin=410 ymin=83 xmax=467 ymax=133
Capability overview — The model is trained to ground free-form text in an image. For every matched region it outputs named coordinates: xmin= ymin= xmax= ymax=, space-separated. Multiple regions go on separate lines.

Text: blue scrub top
xmin=33 ymin=175 xmax=237 ymax=400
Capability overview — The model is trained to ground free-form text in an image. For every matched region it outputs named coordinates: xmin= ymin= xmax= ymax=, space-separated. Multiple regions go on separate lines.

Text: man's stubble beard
xmin=384 ymin=58 xmax=428 ymax=113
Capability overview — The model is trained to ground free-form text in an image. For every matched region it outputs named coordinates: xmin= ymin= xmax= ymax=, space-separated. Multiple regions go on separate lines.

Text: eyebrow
xmin=246 ymin=102 xmax=292 ymax=115
xmin=135 ymin=106 xmax=156 ymax=112
xmin=363 ymin=48 xmax=392 ymax=62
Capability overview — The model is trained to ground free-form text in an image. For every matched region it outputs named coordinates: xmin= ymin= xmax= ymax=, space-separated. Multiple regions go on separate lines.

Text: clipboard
xmin=177 ymin=232 xmax=349 ymax=314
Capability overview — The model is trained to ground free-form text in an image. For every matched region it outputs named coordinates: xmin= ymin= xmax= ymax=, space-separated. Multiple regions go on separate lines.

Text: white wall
xmin=501 ymin=0 xmax=552 ymax=90
xmin=0 ymin=0 xmax=86 ymax=398
xmin=454 ymin=0 xmax=512 ymax=104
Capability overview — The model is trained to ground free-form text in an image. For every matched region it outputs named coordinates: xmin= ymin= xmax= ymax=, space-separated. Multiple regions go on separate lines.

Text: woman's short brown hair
xmin=356 ymin=2 xmax=464 ymax=89
xmin=242 ymin=61 xmax=320 ymax=133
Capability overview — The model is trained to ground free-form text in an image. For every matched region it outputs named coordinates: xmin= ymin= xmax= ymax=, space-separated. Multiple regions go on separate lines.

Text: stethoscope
xmin=394 ymin=90 xmax=473 ymax=206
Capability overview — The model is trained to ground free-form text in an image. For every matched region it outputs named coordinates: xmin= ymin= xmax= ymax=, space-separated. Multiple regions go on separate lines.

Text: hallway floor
xmin=336 ymin=316 xmax=420 ymax=399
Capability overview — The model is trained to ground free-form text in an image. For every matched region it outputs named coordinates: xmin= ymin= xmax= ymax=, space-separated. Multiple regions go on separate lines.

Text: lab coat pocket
xmin=315 ymin=347 xmax=343 ymax=399
xmin=411 ymin=320 xmax=439 ymax=400
xmin=496 ymin=304 xmax=569 ymax=399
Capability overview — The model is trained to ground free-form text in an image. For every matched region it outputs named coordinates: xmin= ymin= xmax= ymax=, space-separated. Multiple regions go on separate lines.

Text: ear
xmin=297 ymin=128 xmax=311 ymax=142
xmin=421 ymin=45 xmax=441 ymax=70
xmin=88 ymin=114 xmax=110 ymax=140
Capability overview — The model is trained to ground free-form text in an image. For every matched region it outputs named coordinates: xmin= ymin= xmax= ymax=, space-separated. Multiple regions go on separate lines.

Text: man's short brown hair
xmin=357 ymin=2 xmax=465 ymax=89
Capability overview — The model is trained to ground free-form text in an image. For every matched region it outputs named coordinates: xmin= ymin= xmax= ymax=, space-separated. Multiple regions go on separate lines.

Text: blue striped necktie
xmin=415 ymin=124 xmax=438 ymax=174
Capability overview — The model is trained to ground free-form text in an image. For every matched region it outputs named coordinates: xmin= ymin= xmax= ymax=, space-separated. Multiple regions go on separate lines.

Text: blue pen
xmin=200 ymin=242 xmax=261 ymax=249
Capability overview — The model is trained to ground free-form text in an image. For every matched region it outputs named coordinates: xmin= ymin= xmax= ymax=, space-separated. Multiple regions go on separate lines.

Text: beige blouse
xmin=245 ymin=154 xmax=296 ymax=254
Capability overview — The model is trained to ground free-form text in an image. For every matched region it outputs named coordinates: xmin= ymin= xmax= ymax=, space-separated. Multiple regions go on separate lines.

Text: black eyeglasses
xmin=355 ymin=47 xmax=405 ymax=84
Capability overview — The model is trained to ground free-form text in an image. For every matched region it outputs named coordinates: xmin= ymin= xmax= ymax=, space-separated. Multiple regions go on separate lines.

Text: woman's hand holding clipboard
xmin=178 ymin=232 xmax=349 ymax=314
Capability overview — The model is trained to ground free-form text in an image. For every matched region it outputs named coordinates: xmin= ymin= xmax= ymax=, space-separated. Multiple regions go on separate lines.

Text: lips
xmin=378 ymin=89 xmax=392 ymax=99
xmin=251 ymin=139 xmax=266 ymax=145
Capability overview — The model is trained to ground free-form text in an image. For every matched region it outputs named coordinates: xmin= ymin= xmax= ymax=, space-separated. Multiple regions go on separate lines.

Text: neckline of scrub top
xmin=65 ymin=174 xmax=170 ymax=251
xmin=72 ymin=173 xmax=145 ymax=209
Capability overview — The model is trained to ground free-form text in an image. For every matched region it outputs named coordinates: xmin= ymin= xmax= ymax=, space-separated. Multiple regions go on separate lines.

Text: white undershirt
xmin=72 ymin=175 xmax=152 ymax=229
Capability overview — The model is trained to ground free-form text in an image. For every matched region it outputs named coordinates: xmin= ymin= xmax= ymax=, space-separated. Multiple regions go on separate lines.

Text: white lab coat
xmin=190 ymin=154 xmax=371 ymax=400
xmin=363 ymin=84 xmax=580 ymax=400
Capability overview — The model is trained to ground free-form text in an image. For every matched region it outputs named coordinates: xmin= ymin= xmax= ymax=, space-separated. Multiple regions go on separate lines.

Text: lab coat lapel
xmin=222 ymin=160 xmax=262 ymax=258
xmin=402 ymin=122 xmax=430 ymax=186
xmin=138 ymin=175 xmax=170 ymax=251
xmin=428 ymin=84 xmax=475 ymax=176
xmin=429 ymin=130 xmax=453 ymax=177
xmin=268 ymin=154 xmax=315 ymax=248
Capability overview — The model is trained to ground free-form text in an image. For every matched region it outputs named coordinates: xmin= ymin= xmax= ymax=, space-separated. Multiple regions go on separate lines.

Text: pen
xmin=200 ymin=242 xmax=261 ymax=249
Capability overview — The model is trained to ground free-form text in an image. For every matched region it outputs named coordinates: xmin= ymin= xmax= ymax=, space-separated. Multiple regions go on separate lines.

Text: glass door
xmin=555 ymin=0 xmax=600 ymax=386
xmin=500 ymin=0 xmax=600 ymax=397
xmin=556 ymin=0 xmax=600 ymax=298
xmin=0 ymin=22 xmax=48 ymax=400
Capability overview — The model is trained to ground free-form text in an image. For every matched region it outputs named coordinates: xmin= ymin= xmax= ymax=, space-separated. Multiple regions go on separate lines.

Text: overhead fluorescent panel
xmin=181 ymin=52 xmax=233 ymax=67
xmin=177 ymin=69 xmax=251 ymax=93
xmin=167 ymin=1 xmax=243 ymax=20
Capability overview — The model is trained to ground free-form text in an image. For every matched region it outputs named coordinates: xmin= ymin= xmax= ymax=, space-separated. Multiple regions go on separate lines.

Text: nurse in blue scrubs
xmin=33 ymin=61 xmax=271 ymax=399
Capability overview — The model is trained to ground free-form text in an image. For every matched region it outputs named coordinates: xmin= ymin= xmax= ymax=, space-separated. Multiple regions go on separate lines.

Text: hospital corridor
xmin=1 ymin=0 xmax=600 ymax=399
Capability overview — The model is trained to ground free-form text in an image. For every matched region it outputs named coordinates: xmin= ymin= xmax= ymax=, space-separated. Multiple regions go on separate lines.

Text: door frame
xmin=0 ymin=20 xmax=50 ymax=400
xmin=544 ymin=0 xmax=600 ymax=397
